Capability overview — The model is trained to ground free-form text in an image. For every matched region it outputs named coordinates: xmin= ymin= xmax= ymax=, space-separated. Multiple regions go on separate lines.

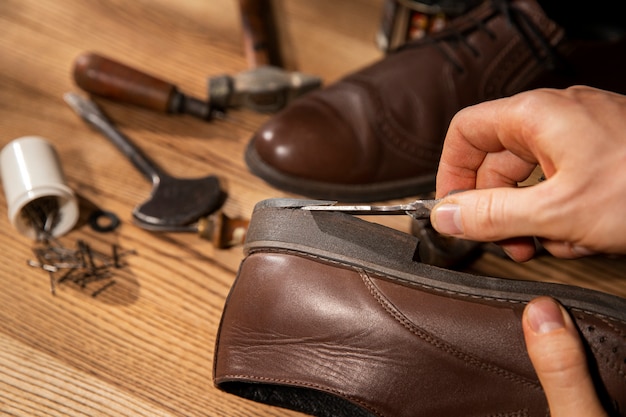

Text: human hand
xmin=431 ymin=86 xmax=626 ymax=261
xmin=523 ymin=297 xmax=608 ymax=417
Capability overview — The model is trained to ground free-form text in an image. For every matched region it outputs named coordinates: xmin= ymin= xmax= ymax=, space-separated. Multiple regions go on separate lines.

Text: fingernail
xmin=433 ymin=204 xmax=463 ymax=235
xmin=571 ymin=245 xmax=595 ymax=257
xmin=447 ymin=189 xmax=469 ymax=196
xmin=501 ymin=246 xmax=515 ymax=260
xmin=527 ymin=298 xmax=566 ymax=334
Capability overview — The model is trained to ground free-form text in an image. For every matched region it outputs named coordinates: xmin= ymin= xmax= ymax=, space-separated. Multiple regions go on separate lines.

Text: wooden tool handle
xmin=73 ymin=52 xmax=176 ymax=113
xmin=238 ymin=0 xmax=282 ymax=68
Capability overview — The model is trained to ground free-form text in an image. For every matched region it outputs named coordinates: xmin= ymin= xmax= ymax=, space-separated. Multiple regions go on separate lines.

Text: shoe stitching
xmin=358 ymin=269 xmax=625 ymax=410
xmin=357 ymin=268 xmax=543 ymax=391
xmin=486 ymin=411 xmax=530 ymax=417
xmin=346 ymin=77 xmax=446 ymax=163
xmin=482 ymin=37 xmax=530 ymax=98
xmin=248 ymin=248 xmax=626 ymax=329
xmin=296 ymin=82 xmax=442 ymax=170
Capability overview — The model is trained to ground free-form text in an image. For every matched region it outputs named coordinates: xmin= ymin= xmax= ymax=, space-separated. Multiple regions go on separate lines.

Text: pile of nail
xmin=27 ymin=237 xmax=135 ymax=296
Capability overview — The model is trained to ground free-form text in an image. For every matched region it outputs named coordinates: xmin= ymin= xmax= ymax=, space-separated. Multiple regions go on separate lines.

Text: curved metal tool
xmin=64 ymin=92 xmax=223 ymax=227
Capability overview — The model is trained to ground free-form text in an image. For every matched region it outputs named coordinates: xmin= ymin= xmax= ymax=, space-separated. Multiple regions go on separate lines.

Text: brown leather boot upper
xmin=246 ymin=0 xmax=626 ymax=202
xmin=214 ymin=199 xmax=626 ymax=417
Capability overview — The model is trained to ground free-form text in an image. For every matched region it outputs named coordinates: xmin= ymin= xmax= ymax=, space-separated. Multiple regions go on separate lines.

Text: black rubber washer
xmin=88 ymin=210 xmax=120 ymax=233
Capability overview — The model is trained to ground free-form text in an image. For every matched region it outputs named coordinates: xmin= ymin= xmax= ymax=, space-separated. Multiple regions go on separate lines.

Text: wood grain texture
xmin=0 ymin=1 xmax=624 ymax=416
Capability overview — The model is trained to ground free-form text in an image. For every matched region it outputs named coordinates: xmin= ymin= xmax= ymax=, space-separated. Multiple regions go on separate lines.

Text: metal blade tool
xmin=300 ymin=199 xmax=441 ymax=220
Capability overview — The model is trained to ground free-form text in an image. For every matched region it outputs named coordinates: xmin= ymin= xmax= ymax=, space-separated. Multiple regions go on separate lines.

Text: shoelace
xmin=395 ymin=0 xmax=564 ymax=73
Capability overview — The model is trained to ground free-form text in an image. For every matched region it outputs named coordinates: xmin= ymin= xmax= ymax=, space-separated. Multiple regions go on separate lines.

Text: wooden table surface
xmin=1 ymin=1 xmax=625 ymax=416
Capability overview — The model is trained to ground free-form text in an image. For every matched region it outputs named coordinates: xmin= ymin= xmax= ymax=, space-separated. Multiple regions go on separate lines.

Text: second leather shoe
xmin=246 ymin=0 xmax=626 ymax=202
xmin=214 ymin=199 xmax=626 ymax=417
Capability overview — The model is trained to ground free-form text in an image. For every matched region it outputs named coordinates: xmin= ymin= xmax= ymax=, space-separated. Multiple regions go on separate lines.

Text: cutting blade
xmin=300 ymin=199 xmax=440 ymax=220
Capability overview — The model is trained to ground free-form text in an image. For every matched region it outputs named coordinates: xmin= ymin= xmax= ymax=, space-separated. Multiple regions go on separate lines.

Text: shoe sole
xmin=245 ymin=198 xmax=626 ymax=322
xmin=245 ymin=141 xmax=437 ymax=202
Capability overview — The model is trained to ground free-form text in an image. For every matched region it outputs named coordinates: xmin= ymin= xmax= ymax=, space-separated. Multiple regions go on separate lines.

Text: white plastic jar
xmin=0 ymin=136 xmax=79 ymax=239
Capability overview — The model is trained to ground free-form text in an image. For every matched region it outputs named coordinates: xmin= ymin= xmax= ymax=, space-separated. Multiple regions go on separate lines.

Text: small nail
xmin=527 ymin=298 xmax=566 ymax=334
xmin=433 ymin=204 xmax=464 ymax=235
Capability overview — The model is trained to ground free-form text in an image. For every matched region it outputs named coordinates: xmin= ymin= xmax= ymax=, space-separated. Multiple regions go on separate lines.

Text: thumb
xmin=523 ymin=297 xmax=608 ymax=417
xmin=431 ymin=187 xmax=545 ymax=241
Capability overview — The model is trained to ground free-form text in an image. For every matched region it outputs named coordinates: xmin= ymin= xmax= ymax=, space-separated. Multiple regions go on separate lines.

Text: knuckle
xmin=510 ymin=89 xmax=553 ymax=120
xmin=471 ymin=193 xmax=507 ymax=240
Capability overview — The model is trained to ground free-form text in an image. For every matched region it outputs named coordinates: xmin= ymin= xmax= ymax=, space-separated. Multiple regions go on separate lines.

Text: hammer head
xmin=132 ymin=175 xmax=223 ymax=227
xmin=209 ymin=66 xmax=322 ymax=113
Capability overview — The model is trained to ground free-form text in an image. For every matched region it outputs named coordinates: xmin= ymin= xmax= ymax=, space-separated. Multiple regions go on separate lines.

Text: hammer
xmin=233 ymin=0 xmax=324 ymax=112
xmin=72 ymin=50 xmax=320 ymax=118
xmin=238 ymin=0 xmax=283 ymax=69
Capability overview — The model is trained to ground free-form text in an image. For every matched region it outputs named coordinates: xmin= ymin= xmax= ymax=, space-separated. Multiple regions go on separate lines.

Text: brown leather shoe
xmin=214 ymin=199 xmax=626 ymax=417
xmin=245 ymin=0 xmax=626 ymax=202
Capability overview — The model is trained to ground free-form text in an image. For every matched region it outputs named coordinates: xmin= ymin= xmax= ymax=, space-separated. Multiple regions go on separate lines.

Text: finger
xmin=523 ymin=297 xmax=608 ymax=417
xmin=431 ymin=186 xmax=549 ymax=242
xmin=497 ymin=237 xmax=536 ymax=262
xmin=539 ymin=239 xmax=596 ymax=259
xmin=436 ymin=95 xmax=544 ymax=198
xmin=476 ymin=149 xmax=536 ymax=189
